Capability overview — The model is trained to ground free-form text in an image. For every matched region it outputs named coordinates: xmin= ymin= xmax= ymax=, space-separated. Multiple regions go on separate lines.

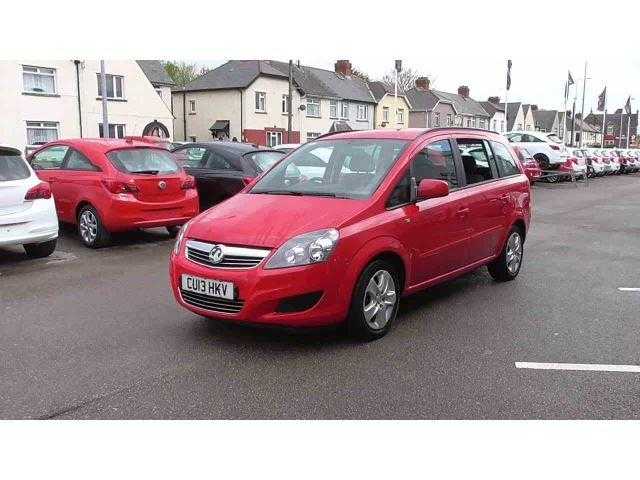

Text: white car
xmin=608 ymin=150 xmax=622 ymax=174
xmin=505 ymin=131 xmax=568 ymax=170
xmin=581 ymin=148 xmax=607 ymax=176
xmin=0 ymin=146 xmax=58 ymax=258
xmin=275 ymin=143 xmax=302 ymax=154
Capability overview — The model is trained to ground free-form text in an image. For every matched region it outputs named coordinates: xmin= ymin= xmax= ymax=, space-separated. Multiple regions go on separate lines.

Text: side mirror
xmin=417 ymin=179 xmax=449 ymax=200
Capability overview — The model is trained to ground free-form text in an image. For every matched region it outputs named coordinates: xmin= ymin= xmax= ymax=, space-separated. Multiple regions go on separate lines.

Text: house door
xmin=266 ymin=131 xmax=283 ymax=147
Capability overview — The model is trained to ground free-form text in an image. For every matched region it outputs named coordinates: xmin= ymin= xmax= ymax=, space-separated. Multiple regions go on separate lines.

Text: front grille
xmin=180 ymin=289 xmax=244 ymax=314
xmin=185 ymin=240 xmax=270 ymax=269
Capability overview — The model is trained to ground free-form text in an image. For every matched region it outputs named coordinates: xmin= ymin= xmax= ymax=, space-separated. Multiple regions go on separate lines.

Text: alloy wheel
xmin=362 ymin=270 xmax=397 ymax=330
xmin=79 ymin=210 xmax=98 ymax=244
xmin=505 ymin=232 xmax=523 ymax=275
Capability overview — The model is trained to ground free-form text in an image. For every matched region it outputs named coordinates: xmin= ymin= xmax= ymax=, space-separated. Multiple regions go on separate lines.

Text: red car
xmin=170 ymin=128 xmax=531 ymax=340
xmin=29 ymin=139 xmax=199 ymax=247
xmin=513 ymin=146 xmax=541 ymax=183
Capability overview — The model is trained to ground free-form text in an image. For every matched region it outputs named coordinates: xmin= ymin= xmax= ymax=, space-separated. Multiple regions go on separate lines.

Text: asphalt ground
xmin=1 ymin=173 xmax=639 ymax=419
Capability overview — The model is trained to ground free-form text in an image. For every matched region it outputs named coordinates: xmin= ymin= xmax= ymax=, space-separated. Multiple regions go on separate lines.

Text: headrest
xmin=348 ymin=152 xmax=375 ymax=173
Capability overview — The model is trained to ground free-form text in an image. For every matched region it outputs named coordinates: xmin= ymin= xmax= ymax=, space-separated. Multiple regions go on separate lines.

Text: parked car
xmin=626 ymin=150 xmax=640 ymax=172
xmin=170 ymin=128 xmax=531 ymax=340
xmin=505 ymin=131 xmax=567 ymax=170
xmin=617 ymin=149 xmax=637 ymax=173
xmin=171 ymin=142 xmax=285 ymax=211
xmin=559 ymin=148 xmax=588 ymax=178
xmin=124 ymin=136 xmax=179 ymax=151
xmin=598 ymin=149 xmax=615 ymax=175
xmin=512 ymin=146 xmax=541 ymax=183
xmin=0 ymin=146 xmax=58 ymax=257
xmin=275 ymin=143 xmax=302 ymax=154
xmin=581 ymin=148 xmax=606 ymax=177
xmin=28 ymin=139 xmax=199 ymax=248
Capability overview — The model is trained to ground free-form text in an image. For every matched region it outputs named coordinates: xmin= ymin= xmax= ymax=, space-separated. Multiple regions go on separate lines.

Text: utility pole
xmin=394 ymin=60 xmax=401 ymax=129
xmin=182 ymin=86 xmax=187 ymax=141
xmin=287 ymin=60 xmax=293 ymax=142
xmin=100 ymin=60 xmax=109 ymax=138
xmin=570 ymin=99 xmax=576 ymax=147
xmin=618 ymin=112 xmax=624 ymax=148
xmin=601 ymin=93 xmax=607 ymax=148
xmin=578 ymin=61 xmax=588 ymax=148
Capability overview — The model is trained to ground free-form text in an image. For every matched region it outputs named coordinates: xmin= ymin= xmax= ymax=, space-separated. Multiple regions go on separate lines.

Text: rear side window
xmin=107 ymin=148 xmax=178 ymax=174
xmin=0 ymin=155 xmax=30 ymax=181
xmin=246 ymin=151 xmax=285 ymax=173
xmin=65 ymin=149 xmax=99 ymax=171
xmin=457 ymin=139 xmax=496 ymax=185
xmin=490 ymin=141 xmax=520 ymax=177
xmin=412 ymin=139 xmax=458 ymax=188
xmin=204 ymin=152 xmax=239 ymax=171
xmin=31 ymin=145 xmax=68 ymax=170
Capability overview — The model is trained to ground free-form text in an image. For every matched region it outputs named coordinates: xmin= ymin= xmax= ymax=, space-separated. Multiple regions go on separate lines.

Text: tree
xmin=381 ymin=67 xmax=431 ymax=92
xmin=162 ymin=61 xmax=200 ymax=87
xmin=351 ymin=67 xmax=371 ymax=83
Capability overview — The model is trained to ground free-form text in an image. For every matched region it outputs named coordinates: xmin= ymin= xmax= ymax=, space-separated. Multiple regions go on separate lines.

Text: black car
xmin=171 ymin=142 xmax=285 ymax=210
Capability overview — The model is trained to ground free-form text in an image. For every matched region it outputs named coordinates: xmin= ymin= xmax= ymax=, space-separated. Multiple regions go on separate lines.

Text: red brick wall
xmin=243 ymin=129 xmax=300 ymax=146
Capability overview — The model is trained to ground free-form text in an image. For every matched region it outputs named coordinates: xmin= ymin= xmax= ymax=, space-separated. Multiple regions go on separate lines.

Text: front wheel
xmin=347 ymin=260 xmax=400 ymax=341
xmin=24 ymin=239 xmax=57 ymax=258
xmin=488 ymin=227 xmax=524 ymax=282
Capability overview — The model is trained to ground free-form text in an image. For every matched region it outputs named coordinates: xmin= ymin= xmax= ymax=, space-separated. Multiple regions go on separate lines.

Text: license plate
xmin=181 ymin=274 xmax=234 ymax=300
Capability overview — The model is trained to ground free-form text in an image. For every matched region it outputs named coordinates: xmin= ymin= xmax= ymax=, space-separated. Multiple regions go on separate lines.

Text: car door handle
xmin=455 ymin=207 xmax=470 ymax=217
xmin=499 ymin=194 xmax=510 ymax=204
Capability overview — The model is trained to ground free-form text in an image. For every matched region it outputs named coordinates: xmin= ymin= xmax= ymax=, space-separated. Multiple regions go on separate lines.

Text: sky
xmin=4 ymin=0 xmax=640 ymax=115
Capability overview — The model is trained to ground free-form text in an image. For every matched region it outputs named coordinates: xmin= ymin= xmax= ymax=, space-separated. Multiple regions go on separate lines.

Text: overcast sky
xmin=6 ymin=0 xmax=639 ymax=114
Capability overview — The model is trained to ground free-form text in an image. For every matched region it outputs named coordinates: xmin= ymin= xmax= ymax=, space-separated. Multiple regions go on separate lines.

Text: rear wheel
xmin=534 ymin=154 xmax=550 ymax=170
xmin=24 ymin=239 xmax=57 ymax=258
xmin=78 ymin=205 xmax=110 ymax=248
xmin=488 ymin=227 xmax=524 ymax=282
xmin=347 ymin=260 xmax=400 ymax=341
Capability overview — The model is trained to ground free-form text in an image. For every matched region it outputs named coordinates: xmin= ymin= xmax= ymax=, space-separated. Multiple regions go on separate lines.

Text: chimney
xmin=458 ymin=85 xmax=470 ymax=99
xmin=334 ymin=60 xmax=352 ymax=77
xmin=488 ymin=96 xmax=500 ymax=104
xmin=415 ymin=77 xmax=430 ymax=91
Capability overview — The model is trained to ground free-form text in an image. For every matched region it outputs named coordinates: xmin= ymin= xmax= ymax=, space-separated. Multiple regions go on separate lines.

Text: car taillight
xmin=571 ymin=158 xmax=578 ymax=165
xmin=101 ymin=179 xmax=139 ymax=194
xmin=550 ymin=145 xmax=561 ymax=150
xmin=24 ymin=182 xmax=52 ymax=200
xmin=181 ymin=177 xmax=196 ymax=190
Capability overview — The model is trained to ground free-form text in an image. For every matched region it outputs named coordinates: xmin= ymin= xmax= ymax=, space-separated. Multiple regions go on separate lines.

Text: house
xmin=521 ymin=104 xmax=535 ymax=131
xmin=0 ymin=60 xmax=174 ymax=154
xmin=498 ymin=102 xmax=524 ymax=131
xmin=406 ymin=78 xmax=490 ymax=130
xmin=565 ymin=114 xmax=603 ymax=147
xmin=479 ymin=97 xmax=506 ymax=133
xmin=533 ymin=109 xmax=568 ymax=142
xmin=171 ymin=59 xmax=376 ymax=146
xmin=368 ymin=81 xmax=412 ymax=130
xmin=584 ymin=111 xmax=639 ymax=148
xmin=137 ymin=60 xmax=174 ymax=110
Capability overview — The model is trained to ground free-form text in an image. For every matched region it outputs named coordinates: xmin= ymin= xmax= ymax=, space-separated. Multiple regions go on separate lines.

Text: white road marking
xmin=515 ymin=362 xmax=640 ymax=373
xmin=617 ymin=287 xmax=640 ymax=292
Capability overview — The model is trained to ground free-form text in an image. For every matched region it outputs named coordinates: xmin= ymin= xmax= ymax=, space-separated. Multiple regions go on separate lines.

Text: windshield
xmin=546 ymin=133 xmax=562 ymax=144
xmin=0 ymin=155 xmax=30 ymax=181
xmin=108 ymin=148 xmax=179 ymax=175
xmin=245 ymin=151 xmax=285 ymax=173
xmin=250 ymin=139 xmax=408 ymax=199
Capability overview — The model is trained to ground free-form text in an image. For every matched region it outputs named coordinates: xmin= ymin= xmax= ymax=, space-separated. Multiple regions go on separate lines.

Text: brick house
xmin=584 ymin=110 xmax=639 ymax=148
xmin=171 ymin=59 xmax=376 ymax=146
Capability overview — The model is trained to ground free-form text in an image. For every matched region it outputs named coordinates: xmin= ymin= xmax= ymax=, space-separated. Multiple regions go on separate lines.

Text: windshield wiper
xmin=131 ymin=169 xmax=160 ymax=175
xmin=252 ymin=190 xmax=304 ymax=195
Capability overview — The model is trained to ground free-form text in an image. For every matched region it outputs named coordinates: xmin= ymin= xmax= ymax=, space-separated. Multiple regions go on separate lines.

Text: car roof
xmin=35 ymin=138 xmax=168 ymax=155
xmin=319 ymin=127 xmax=503 ymax=142
xmin=0 ymin=146 xmax=22 ymax=156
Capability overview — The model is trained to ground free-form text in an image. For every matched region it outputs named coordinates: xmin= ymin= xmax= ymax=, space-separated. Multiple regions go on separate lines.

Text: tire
xmin=24 ymin=239 xmax=57 ymax=259
xmin=545 ymin=174 xmax=559 ymax=183
xmin=347 ymin=259 xmax=401 ymax=341
xmin=534 ymin=154 xmax=550 ymax=170
xmin=77 ymin=205 xmax=110 ymax=248
xmin=166 ymin=225 xmax=181 ymax=238
xmin=488 ymin=226 xmax=524 ymax=282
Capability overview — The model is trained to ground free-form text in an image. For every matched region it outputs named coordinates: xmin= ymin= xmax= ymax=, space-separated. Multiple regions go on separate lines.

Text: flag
xmin=567 ymin=71 xmax=575 ymax=87
xmin=564 ymin=71 xmax=575 ymax=101
xmin=624 ymin=96 xmax=632 ymax=114
xmin=506 ymin=59 xmax=512 ymax=91
xmin=597 ymin=87 xmax=607 ymax=111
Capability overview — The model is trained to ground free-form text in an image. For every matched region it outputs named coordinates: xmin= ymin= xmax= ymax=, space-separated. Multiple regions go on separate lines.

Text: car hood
xmin=187 ymin=193 xmax=369 ymax=248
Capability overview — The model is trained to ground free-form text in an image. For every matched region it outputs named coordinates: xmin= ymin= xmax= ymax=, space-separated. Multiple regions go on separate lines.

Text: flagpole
xmin=618 ymin=111 xmax=624 ymax=148
xmin=578 ymin=61 xmax=587 ymax=148
xmin=504 ymin=60 xmax=509 ymax=133
xmin=626 ymin=108 xmax=631 ymax=149
xmin=563 ymin=79 xmax=568 ymax=145
xmin=601 ymin=90 xmax=607 ymax=148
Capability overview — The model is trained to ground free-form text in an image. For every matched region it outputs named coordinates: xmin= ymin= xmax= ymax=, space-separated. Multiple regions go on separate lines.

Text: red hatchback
xmin=29 ymin=139 xmax=199 ymax=247
xmin=170 ymin=128 xmax=531 ymax=340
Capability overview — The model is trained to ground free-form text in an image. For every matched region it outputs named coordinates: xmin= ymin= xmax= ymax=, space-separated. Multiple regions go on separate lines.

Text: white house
xmin=0 ymin=60 xmax=174 ymax=154
xmin=171 ymin=60 xmax=376 ymax=146
xmin=480 ymin=98 xmax=506 ymax=133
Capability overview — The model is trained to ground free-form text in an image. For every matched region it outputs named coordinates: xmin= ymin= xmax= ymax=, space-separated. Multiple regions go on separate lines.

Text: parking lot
xmin=1 ymin=173 xmax=639 ymax=419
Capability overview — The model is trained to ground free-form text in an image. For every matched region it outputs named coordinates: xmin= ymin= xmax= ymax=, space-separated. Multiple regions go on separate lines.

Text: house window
xmin=307 ymin=132 xmax=321 ymax=141
xmin=455 ymin=115 xmax=462 ymax=126
xmin=383 ymin=107 xmax=389 ymax=123
xmin=397 ymin=108 xmax=404 ymax=124
xmin=433 ymin=112 xmax=440 ymax=127
xmin=189 ymin=100 xmax=196 ymax=114
xmin=189 ymin=136 xmax=196 ymax=142
xmin=306 ymin=97 xmax=321 ymax=117
xmin=492 ymin=120 xmax=497 ymax=131
xmin=99 ymin=123 xmax=126 ymax=139
xmin=255 ymin=92 xmax=266 ymax=112
xmin=329 ymin=100 xmax=338 ymax=118
xmin=447 ymin=114 xmax=453 ymax=126
xmin=96 ymin=74 xmax=125 ymax=100
xmin=22 ymin=66 xmax=56 ymax=95
xmin=282 ymin=95 xmax=290 ymax=114
xmin=356 ymin=104 xmax=369 ymax=121
xmin=341 ymin=101 xmax=349 ymax=119
xmin=607 ymin=125 xmax=614 ymax=135
xmin=155 ymin=88 xmax=163 ymax=97
xmin=267 ymin=131 xmax=283 ymax=147
xmin=467 ymin=118 xmax=472 ymax=127
xmin=26 ymin=121 xmax=59 ymax=145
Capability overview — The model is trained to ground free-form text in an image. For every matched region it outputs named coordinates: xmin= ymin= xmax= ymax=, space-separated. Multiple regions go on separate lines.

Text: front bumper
xmin=0 ymin=198 xmax=58 ymax=247
xmin=169 ymin=250 xmax=350 ymax=327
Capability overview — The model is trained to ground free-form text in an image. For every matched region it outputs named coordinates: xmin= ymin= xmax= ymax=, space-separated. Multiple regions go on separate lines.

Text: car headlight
xmin=265 ymin=229 xmax=339 ymax=269
xmin=173 ymin=220 xmax=192 ymax=254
